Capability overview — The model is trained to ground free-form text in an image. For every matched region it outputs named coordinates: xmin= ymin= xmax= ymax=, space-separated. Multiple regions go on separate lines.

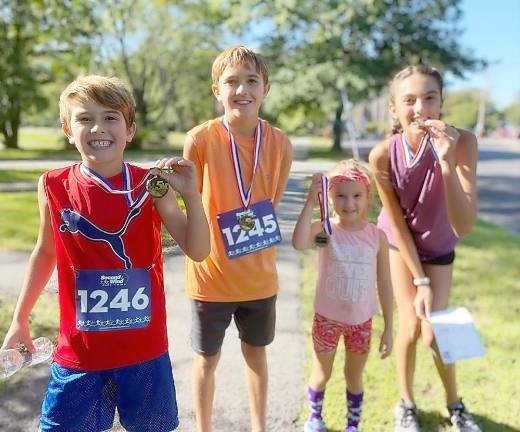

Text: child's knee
xmin=400 ymin=318 xmax=421 ymax=343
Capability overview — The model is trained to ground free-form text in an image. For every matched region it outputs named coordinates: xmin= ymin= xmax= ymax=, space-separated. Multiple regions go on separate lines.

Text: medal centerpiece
xmin=238 ymin=214 xmax=255 ymax=232
xmin=147 ymin=175 xmax=169 ymax=198
xmin=314 ymin=232 xmax=329 ymax=248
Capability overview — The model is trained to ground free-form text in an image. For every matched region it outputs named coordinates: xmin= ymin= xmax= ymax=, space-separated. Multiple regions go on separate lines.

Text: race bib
xmin=75 ymin=268 xmax=151 ymax=331
xmin=217 ymin=199 xmax=282 ymax=259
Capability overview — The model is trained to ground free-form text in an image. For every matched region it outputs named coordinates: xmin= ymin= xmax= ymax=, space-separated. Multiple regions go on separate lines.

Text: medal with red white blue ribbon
xmin=220 ymin=116 xmax=262 ymax=231
xmin=315 ymin=176 xmax=332 ymax=247
xmin=80 ymin=162 xmax=150 ymax=209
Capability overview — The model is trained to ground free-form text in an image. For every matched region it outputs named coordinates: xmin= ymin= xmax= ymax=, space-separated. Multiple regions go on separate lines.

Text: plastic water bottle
xmin=0 ymin=337 xmax=54 ymax=379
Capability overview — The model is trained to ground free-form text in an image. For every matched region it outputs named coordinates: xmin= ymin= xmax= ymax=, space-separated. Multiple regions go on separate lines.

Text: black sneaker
xmin=394 ymin=400 xmax=420 ymax=432
xmin=447 ymin=400 xmax=481 ymax=432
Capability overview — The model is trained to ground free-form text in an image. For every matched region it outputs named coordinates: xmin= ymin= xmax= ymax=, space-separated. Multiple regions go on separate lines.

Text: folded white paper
xmin=429 ymin=307 xmax=485 ymax=364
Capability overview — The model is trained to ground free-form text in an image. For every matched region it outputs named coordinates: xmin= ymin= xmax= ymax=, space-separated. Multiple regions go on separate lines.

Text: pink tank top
xmin=314 ymin=223 xmax=380 ymax=325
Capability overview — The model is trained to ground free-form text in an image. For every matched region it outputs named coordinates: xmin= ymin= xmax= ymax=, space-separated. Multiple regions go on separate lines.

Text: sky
xmin=447 ymin=0 xmax=520 ymax=109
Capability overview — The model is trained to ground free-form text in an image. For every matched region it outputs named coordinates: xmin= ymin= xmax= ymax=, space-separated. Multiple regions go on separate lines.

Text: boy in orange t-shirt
xmin=183 ymin=45 xmax=293 ymax=432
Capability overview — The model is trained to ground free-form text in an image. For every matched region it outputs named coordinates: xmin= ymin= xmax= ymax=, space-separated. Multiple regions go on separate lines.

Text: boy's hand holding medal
xmin=148 ymin=157 xmax=199 ymax=198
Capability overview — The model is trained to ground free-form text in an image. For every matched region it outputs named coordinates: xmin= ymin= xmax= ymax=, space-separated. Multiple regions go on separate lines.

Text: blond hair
xmin=59 ymin=75 xmax=136 ymax=130
xmin=211 ymin=45 xmax=269 ymax=85
xmin=389 ymin=64 xmax=443 ymax=135
xmin=327 ymin=159 xmax=375 ymax=209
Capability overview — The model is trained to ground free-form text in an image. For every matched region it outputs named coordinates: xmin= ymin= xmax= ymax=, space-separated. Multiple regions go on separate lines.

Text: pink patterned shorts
xmin=312 ymin=313 xmax=372 ymax=354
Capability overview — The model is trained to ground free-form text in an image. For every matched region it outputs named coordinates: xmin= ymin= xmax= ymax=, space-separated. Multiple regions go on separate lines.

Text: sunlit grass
xmin=0 ymin=192 xmax=40 ymax=251
xmin=298 ymin=219 xmax=520 ymax=431
xmin=0 ymin=170 xmax=45 ymax=183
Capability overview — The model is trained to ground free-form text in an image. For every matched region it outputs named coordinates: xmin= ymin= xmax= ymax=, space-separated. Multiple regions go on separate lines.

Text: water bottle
xmin=0 ymin=337 xmax=54 ymax=379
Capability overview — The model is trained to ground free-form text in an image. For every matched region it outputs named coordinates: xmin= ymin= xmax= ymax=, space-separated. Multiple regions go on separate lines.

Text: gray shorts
xmin=190 ymin=295 xmax=277 ymax=356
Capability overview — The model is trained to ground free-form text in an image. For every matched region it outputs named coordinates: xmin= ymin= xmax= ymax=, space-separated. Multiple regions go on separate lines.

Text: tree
xmin=443 ymin=89 xmax=502 ymax=134
xmin=92 ymin=0 xmax=231 ymax=148
xmin=0 ymin=0 xmax=96 ymax=149
xmin=504 ymin=99 xmax=520 ymax=128
xmin=239 ymin=0 xmax=484 ymax=150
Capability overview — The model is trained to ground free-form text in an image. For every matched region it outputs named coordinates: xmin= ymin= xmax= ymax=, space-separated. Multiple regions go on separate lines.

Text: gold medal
xmin=147 ymin=175 xmax=169 ymax=198
xmin=238 ymin=213 xmax=255 ymax=232
xmin=314 ymin=232 xmax=329 ymax=247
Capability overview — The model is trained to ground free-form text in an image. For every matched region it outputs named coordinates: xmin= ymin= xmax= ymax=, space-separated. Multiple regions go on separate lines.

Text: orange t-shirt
xmin=185 ymin=117 xmax=289 ymax=302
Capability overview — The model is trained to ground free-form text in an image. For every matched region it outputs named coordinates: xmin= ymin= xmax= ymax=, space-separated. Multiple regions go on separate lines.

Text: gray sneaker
xmin=394 ymin=400 xmax=420 ymax=432
xmin=447 ymin=400 xmax=481 ymax=432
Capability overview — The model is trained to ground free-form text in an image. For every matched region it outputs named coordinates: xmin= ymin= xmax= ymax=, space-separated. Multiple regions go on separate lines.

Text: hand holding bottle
xmin=0 ymin=337 xmax=54 ymax=379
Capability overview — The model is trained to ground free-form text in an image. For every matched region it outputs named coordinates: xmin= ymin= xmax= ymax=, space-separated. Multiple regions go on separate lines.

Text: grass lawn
xmin=298 ymin=219 xmax=520 ymax=431
xmin=0 ymin=170 xmax=45 ymax=183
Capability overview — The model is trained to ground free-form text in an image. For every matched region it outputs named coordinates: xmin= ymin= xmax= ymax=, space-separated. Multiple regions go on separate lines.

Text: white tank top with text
xmin=314 ymin=222 xmax=380 ymax=325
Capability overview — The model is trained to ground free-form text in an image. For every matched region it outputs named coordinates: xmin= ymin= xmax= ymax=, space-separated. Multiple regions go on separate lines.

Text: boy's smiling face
xmin=212 ymin=62 xmax=270 ymax=123
xmin=64 ymin=100 xmax=135 ymax=176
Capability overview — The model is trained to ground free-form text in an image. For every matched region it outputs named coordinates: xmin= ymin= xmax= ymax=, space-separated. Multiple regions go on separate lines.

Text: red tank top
xmin=44 ymin=163 xmax=168 ymax=370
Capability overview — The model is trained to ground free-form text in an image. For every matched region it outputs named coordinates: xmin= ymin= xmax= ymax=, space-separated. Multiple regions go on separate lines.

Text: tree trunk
xmin=331 ymin=96 xmax=344 ymax=152
xmin=1 ymin=109 xmax=21 ymax=149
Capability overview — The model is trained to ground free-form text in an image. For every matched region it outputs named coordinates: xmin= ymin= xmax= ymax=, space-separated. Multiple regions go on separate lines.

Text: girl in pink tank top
xmin=292 ymin=159 xmax=393 ymax=432
xmin=369 ymin=65 xmax=480 ymax=431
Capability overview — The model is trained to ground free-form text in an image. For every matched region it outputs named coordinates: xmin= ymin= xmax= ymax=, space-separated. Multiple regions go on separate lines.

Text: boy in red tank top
xmin=1 ymin=75 xmax=209 ymax=431
xmin=183 ymin=46 xmax=293 ymax=432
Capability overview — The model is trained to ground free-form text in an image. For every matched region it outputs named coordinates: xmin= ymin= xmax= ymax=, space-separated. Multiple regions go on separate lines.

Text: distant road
xmin=476 ymin=138 xmax=520 ymax=235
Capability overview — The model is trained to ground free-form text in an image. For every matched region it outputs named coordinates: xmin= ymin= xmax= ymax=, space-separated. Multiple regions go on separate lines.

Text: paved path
xmin=475 ymin=139 xmax=520 ymax=235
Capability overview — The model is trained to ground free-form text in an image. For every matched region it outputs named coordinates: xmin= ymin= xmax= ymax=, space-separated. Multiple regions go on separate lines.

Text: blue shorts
xmin=39 ymin=352 xmax=178 ymax=432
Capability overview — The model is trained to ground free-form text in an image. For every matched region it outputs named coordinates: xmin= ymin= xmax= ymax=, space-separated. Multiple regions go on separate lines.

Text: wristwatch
xmin=413 ymin=276 xmax=431 ymax=287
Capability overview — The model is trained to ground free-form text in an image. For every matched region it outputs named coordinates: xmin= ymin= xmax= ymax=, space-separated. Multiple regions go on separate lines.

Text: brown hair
xmin=59 ymin=75 xmax=136 ymax=130
xmin=389 ymin=64 xmax=443 ymax=135
xmin=212 ymin=45 xmax=269 ymax=85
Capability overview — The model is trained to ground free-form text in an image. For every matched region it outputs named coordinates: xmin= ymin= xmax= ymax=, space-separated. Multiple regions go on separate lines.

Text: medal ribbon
xmin=80 ymin=162 xmax=150 ymax=209
xmin=402 ymin=133 xmax=436 ymax=167
xmin=221 ymin=116 xmax=262 ymax=209
xmin=318 ymin=176 xmax=332 ymax=236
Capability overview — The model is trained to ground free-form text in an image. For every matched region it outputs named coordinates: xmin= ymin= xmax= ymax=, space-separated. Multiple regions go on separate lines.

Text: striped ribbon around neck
xmin=221 ymin=116 xmax=262 ymax=209
xmin=80 ymin=162 xmax=150 ymax=209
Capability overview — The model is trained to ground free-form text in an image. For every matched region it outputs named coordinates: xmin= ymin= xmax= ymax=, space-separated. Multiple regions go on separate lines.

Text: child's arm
xmin=424 ymin=121 xmax=478 ymax=237
xmin=376 ymin=229 xmax=393 ymax=359
xmin=153 ymin=156 xmax=210 ymax=262
xmin=1 ymin=176 xmax=56 ymax=353
xmin=369 ymin=142 xmax=432 ymax=320
xmin=272 ymin=137 xmax=293 ymax=207
xmin=292 ymin=173 xmax=323 ymax=251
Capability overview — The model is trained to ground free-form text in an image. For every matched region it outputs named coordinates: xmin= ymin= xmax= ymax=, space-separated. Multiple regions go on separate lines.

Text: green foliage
xmin=504 ymin=101 xmax=520 ymax=127
xmin=238 ymin=0 xmax=484 ymax=149
xmin=0 ymin=0 xmax=96 ymax=149
xmin=92 ymin=0 xmax=223 ymax=148
xmin=443 ymin=90 xmax=480 ymax=129
xmin=298 ymin=219 xmax=520 ymax=430
xmin=442 ymin=89 xmax=502 ymax=132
